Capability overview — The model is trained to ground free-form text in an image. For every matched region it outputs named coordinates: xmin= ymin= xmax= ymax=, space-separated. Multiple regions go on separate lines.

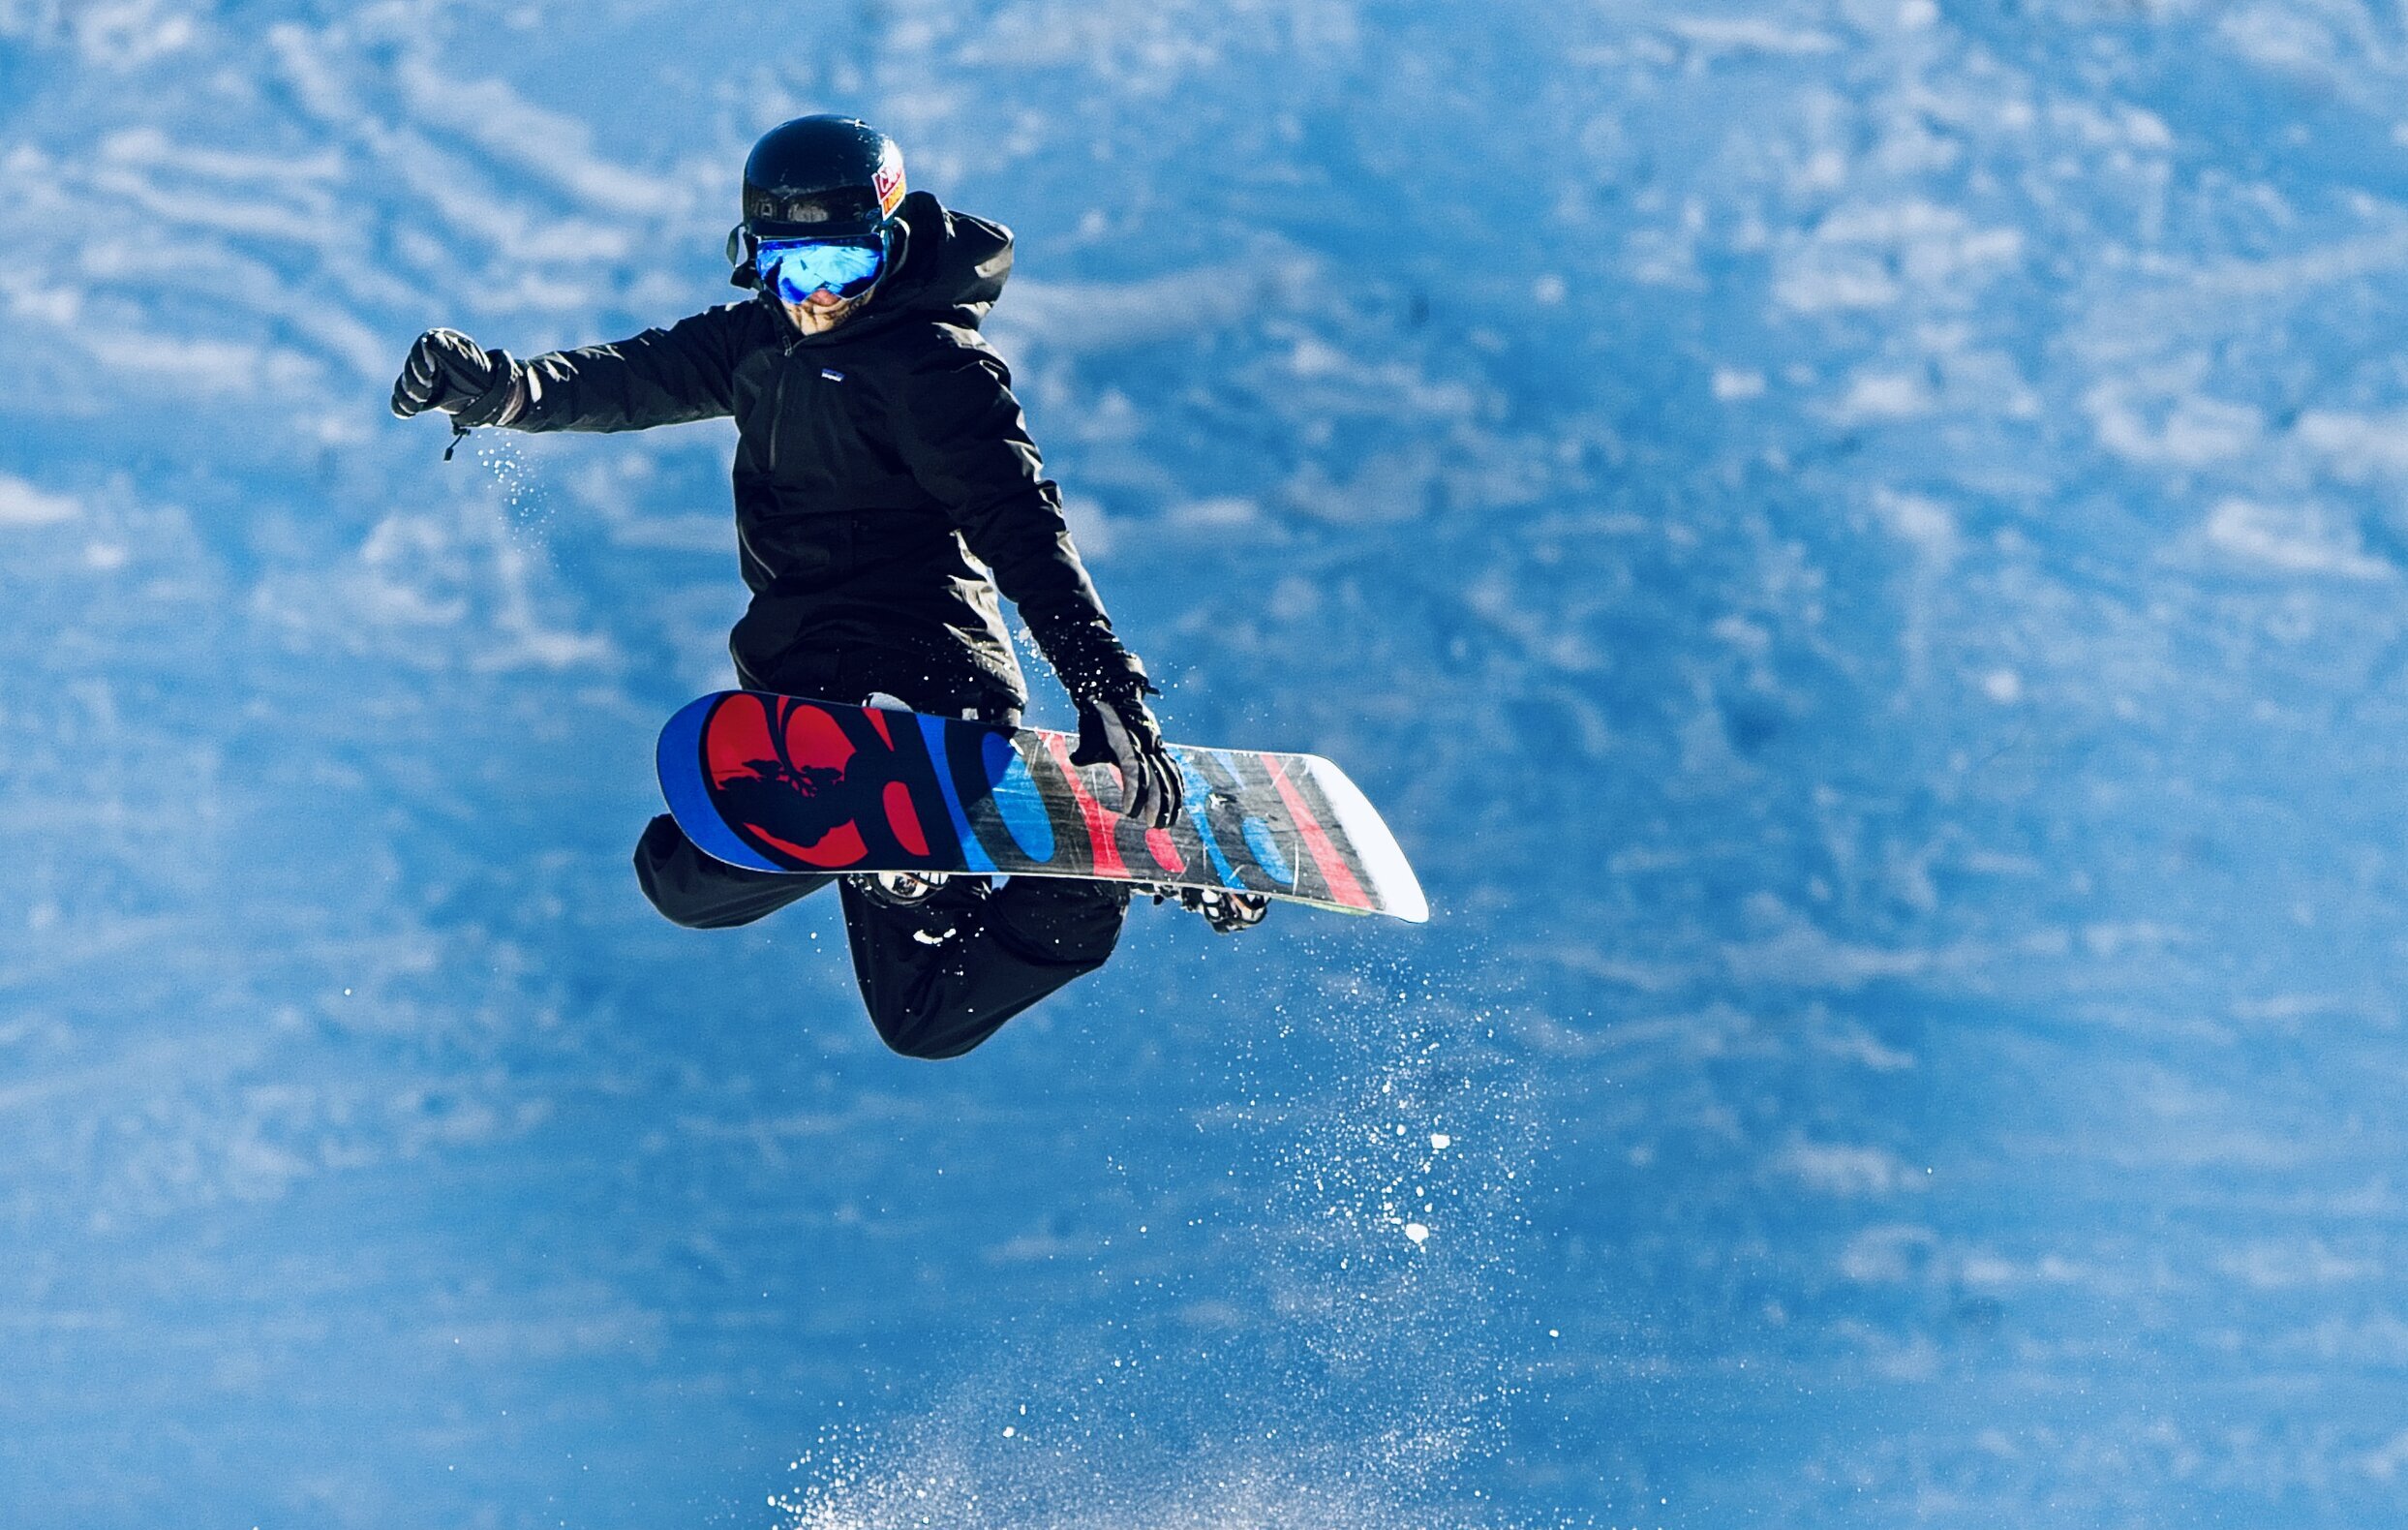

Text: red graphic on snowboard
xmin=702 ymin=692 xmax=939 ymax=870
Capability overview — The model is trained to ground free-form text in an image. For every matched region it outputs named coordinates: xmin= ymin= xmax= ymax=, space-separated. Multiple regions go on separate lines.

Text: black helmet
xmin=727 ymin=114 xmax=909 ymax=288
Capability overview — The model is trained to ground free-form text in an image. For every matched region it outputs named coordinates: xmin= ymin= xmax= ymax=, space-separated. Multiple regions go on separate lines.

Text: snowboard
xmin=655 ymin=690 xmax=1428 ymax=923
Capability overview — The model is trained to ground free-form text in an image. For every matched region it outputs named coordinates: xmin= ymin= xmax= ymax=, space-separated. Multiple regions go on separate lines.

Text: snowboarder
xmin=390 ymin=113 xmax=1264 ymax=1060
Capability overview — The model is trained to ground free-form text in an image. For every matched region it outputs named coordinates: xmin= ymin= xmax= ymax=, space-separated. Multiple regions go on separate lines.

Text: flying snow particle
xmin=1430 ymin=1132 xmax=1452 ymax=1150
xmin=1404 ymin=1222 xmax=1431 ymax=1244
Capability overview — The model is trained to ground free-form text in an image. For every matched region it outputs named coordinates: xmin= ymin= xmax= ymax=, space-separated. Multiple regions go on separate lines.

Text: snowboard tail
xmin=656 ymin=691 xmax=1428 ymax=923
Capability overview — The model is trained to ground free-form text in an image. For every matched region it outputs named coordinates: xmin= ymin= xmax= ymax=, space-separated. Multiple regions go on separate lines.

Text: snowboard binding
xmin=1144 ymin=884 xmax=1270 ymax=935
xmin=850 ymin=871 xmax=950 ymax=908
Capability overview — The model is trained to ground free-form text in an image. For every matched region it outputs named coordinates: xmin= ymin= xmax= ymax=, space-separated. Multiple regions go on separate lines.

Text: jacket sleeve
xmin=889 ymin=343 xmax=1151 ymax=699
xmin=506 ymin=305 xmax=746 ymax=433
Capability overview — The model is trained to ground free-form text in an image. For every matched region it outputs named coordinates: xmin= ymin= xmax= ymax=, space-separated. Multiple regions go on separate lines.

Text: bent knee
xmin=868 ymin=1002 xmax=993 ymax=1061
xmin=633 ymin=814 xmax=827 ymax=928
xmin=647 ymin=900 xmax=747 ymax=932
xmin=631 ymin=849 xmax=739 ymax=930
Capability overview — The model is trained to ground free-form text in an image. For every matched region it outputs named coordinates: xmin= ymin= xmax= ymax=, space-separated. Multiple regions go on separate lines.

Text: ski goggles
xmin=756 ymin=237 xmax=886 ymax=302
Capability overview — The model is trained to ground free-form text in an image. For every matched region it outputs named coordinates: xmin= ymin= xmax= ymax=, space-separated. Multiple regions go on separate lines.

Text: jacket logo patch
xmin=821 ymin=368 xmax=846 ymax=382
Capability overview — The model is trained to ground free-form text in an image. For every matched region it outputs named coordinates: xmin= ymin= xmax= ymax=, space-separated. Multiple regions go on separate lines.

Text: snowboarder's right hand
xmin=1072 ymin=690 xmax=1184 ymax=831
xmin=390 ymin=328 xmax=523 ymax=426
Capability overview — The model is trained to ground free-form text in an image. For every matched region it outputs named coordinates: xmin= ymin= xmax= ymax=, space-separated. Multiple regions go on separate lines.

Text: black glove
xmin=390 ymin=328 xmax=522 ymax=426
xmin=1071 ymin=689 xmax=1183 ymax=830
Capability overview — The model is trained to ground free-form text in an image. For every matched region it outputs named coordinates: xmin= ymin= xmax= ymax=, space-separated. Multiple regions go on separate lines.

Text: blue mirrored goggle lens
xmin=758 ymin=239 xmax=884 ymax=302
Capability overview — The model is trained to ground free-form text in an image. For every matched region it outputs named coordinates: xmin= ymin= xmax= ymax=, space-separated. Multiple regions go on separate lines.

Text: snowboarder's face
xmin=757 ymin=236 xmax=884 ymax=334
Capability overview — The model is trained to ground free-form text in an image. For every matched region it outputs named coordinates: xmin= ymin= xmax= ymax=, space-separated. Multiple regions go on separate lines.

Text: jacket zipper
xmin=767 ymin=365 xmax=790 ymax=473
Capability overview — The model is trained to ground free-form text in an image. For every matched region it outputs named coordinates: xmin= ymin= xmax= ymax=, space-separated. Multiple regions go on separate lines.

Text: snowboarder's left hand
xmin=390 ymin=328 xmax=524 ymax=426
xmin=1073 ymin=691 xmax=1183 ymax=830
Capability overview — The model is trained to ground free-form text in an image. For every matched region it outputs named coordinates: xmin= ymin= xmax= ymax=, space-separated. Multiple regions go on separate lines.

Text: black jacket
xmin=503 ymin=191 xmax=1144 ymax=708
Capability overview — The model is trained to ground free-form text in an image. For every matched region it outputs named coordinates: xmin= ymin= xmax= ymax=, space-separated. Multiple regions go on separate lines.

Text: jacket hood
xmin=883 ymin=191 xmax=1014 ymax=324
xmin=761 ymin=191 xmax=1014 ymax=345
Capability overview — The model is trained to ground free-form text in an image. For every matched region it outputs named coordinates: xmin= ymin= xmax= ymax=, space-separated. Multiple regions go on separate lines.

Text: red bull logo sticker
xmin=873 ymin=156 xmax=906 ymax=217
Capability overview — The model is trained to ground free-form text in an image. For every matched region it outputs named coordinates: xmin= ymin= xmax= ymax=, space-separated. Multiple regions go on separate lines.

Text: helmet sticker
xmin=873 ymin=153 xmax=906 ymax=218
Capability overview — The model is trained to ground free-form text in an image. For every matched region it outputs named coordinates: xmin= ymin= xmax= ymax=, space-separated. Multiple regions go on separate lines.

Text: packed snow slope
xmin=6 ymin=2 xmax=2408 ymax=1526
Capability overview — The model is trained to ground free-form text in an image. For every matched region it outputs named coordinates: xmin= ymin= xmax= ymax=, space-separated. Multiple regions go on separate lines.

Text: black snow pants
xmin=632 ymin=646 xmax=1128 ymax=1059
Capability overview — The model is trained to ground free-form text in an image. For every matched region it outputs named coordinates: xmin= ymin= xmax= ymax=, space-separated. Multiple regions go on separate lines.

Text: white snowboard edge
xmin=1301 ymin=755 xmax=1429 ymax=924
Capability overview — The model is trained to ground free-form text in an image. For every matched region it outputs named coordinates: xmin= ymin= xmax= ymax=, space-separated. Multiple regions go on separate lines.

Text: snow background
xmin=5 ymin=0 xmax=2408 ymax=1524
